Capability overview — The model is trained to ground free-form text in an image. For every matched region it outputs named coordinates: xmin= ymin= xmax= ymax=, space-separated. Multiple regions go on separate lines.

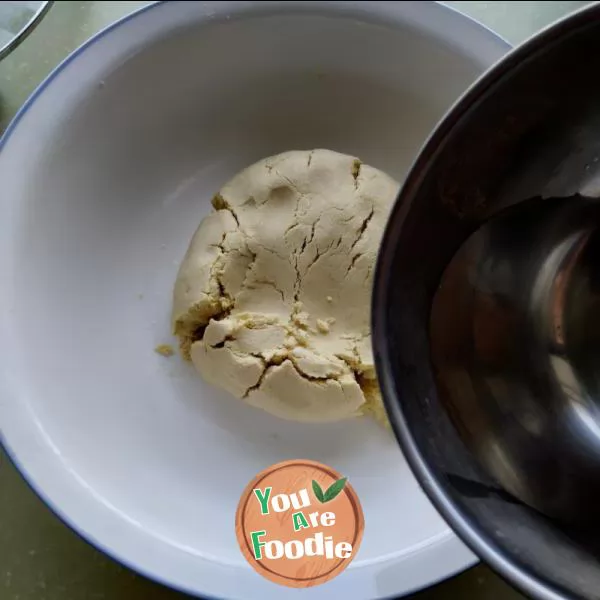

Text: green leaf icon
xmin=312 ymin=478 xmax=348 ymax=503
xmin=312 ymin=480 xmax=325 ymax=503
xmin=323 ymin=477 xmax=347 ymax=502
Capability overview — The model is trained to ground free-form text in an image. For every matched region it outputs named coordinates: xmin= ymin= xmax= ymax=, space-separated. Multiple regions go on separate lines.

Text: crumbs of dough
xmin=316 ymin=319 xmax=330 ymax=334
xmin=155 ymin=344 xmax=175 ymax=357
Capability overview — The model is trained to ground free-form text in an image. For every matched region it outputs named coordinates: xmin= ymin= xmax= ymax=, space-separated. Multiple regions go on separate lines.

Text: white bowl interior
xmin=0 ymin=2 xmax=507 ymax=598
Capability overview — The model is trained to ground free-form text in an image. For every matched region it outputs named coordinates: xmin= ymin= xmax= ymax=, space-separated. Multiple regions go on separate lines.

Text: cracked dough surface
xmin=172 ymin=149 xmax=399 ymax=424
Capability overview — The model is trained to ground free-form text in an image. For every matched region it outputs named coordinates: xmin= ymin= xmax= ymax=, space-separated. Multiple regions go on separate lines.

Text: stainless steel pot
xmin=374 ymin=4 xmax=600 ymax=599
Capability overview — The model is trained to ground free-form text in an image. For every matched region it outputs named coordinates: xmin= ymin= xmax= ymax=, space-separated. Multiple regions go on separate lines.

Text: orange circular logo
xmin=235 ymin=459 xmax=364 ymax=588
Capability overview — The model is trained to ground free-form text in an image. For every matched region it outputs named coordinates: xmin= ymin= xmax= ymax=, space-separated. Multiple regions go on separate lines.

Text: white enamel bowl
xmin=0 ymin=2 xmax=508 ymax=598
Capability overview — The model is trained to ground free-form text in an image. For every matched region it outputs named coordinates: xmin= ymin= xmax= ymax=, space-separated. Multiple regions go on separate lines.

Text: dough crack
xmin=302 ymin=234 xmax=344 ymax=282
xmin=272 ymin=167 xmax=304 ymax=198
xmin=348 ymin=205 xmax=375 ymax=258
xmin=239 ymin=249 xmax=258 ymax=294
xmin=346 ymin=252 xmax=364 ymax=275
xmin=242 ymin=355 xmax=343 ymax=402
xmin=242 ymin=360 xmax=270 ymax=398
xmin=288 ymin=358 xmax=340 ymax=384
xmin=351 ymin=159 xmax=362 ymax=188
xmin=252 ymin=278 xmax=285 ymax=302
xmin=212 ymin=193 xmax=240 ymax=226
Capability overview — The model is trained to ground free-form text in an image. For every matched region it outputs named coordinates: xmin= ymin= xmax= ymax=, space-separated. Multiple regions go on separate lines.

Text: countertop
xmin=0 ymin=2 xmax=592 ymax=599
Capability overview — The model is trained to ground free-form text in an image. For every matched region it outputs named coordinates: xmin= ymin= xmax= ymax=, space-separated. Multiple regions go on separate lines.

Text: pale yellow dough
xmin=172 ymin=149 xmax=399 ymax=424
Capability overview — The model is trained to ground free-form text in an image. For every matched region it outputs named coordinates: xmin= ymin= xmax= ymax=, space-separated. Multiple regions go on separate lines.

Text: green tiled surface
xmin=0 ymin=2 xmax=592 ymax=598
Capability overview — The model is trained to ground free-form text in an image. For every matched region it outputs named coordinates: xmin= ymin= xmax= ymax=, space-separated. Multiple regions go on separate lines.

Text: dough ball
xmin=172 ymin=149 xmax=399 ymax=424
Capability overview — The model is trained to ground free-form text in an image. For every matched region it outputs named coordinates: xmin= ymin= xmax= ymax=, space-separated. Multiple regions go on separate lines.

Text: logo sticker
xmin=235 ymin=459 xmax=364 ymax=588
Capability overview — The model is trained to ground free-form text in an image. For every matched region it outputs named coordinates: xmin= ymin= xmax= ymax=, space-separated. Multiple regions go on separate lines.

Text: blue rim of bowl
xmin=0 ymin=1 xmax=509 ymax=599
xmin=373 ymin=3 xmax=600 ymax=600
